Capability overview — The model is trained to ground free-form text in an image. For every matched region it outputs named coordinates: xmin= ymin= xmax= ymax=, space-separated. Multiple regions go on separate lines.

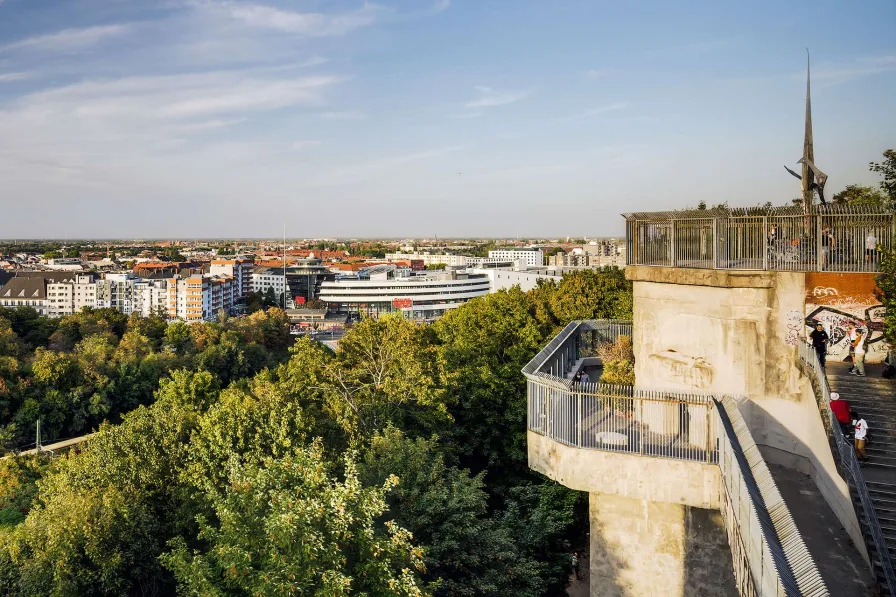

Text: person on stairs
xmin=830 ymin=393 xmax=852 ymax=437
xmin=810 ymin=322 xmax=829 ymax=369
xmin=852 ymin=410 xmax=869 ymax=463
xmin=850 ymin=326 xmax=866 ymax=377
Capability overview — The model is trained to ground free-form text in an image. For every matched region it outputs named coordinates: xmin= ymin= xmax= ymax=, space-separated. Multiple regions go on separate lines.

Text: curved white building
xmin=319 ymin=267 xmax=489 ymax=320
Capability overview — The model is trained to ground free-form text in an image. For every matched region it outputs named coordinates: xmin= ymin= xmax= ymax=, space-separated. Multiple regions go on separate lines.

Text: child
xmin=852 ymin=410 xmax=869 ymax=463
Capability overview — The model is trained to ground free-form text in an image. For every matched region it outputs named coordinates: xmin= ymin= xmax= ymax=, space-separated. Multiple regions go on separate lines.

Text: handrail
xmin=797 ymin=339 xmax=896 ymax=594
xmin=716 ymin=396 xmax=828 ymax=597
xmin=521 ymin=319 xmax=633 ymax=376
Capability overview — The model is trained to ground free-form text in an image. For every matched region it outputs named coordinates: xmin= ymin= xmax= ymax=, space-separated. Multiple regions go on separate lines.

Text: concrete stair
xmin=828 ymin=362 xmax=896 ymax=594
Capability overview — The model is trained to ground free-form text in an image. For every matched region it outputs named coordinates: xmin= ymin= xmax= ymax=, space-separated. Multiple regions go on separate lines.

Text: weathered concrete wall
xmin=589 ymin=493 xmax=738 ymax=597
xmin=805 ymin=272 xmax=888 ymax=364
xmin=627 ymin=265 xmax=868 ymax=566
xmin=628 ymin=265 xmax=805 ymax=400
xmin=528 ymin=431 xmax=721 ymax=509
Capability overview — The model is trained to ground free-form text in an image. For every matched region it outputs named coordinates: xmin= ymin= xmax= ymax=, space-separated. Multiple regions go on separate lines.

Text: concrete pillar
xmin=589 ymin=493 xmax=736 ymax=597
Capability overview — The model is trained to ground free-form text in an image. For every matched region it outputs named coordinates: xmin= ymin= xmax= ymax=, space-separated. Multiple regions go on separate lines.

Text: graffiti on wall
xmin=785 ymin=310 xmax=803 ymax=346
xmin=804 ymin=272 xmax=889 ymax=362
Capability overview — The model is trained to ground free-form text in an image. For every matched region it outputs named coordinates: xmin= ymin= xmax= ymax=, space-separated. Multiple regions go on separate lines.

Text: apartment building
xmin=209 ymin=258 xmax=253 ymax=298
xmin=487 ymin=249 xmax=544 ymax=267
xmin=0 ymin=271 xmax=237 ymax=323
xmin=385 ymin=252 xmax=471 ymax=267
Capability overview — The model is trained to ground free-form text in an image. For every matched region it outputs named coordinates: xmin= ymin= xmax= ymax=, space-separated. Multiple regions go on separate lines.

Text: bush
xmin=600 ymin=360 xmax=635 ymax=385
xmin=596 ymin=335 xmax=633 ymax=363
xmin=597 ymin=336 xmax=635 ymax=385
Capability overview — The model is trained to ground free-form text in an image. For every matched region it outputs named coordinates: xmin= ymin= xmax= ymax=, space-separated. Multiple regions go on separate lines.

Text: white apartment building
xmin=251 ymin=269 xmax=287 ymax=298
xmin=469 ymin=267 xmax=563 ymax=293
xmin=385 ymin=253 xmax=471 ymax=267
xmin=487 ymin=249 xmax=544 ymax=267
xmin=0 ymin=272 xmax=237 ymax=323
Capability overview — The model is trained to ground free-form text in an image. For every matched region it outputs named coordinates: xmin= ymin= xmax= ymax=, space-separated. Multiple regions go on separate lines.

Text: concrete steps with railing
xmin=827 ymin=362 xmax=896 ymax=595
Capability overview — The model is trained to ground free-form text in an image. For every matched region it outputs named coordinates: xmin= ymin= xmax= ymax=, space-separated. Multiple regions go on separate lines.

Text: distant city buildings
xmin=319 ymin=265 xmax=490 ymax=321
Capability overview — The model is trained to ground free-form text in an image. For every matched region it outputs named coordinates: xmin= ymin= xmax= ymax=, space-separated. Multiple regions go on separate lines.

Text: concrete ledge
xmin=528 ymin=430 xmax=721 ymax=509
xmin=626 ymin=265 xmax=779 ymax=289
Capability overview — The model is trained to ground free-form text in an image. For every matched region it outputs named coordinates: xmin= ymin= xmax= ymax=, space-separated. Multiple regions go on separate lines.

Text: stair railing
xmin=798 ymin=339 xmax=896 ymax=593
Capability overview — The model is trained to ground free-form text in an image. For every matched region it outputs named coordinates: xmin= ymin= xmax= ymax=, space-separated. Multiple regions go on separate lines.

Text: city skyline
xmin=0 ymin=0 xmax=894 ymax=238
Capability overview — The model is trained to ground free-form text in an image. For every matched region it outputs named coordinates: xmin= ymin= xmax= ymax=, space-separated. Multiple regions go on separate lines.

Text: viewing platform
xmin=524 ymin=321 xmax=830 ymax=597
xmin=624 ymin=205 xmax=894 ymax=273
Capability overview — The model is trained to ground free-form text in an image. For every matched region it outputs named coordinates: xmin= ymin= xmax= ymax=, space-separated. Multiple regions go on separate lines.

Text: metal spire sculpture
xmin=784 ymin=49 xmax=828 ymax=205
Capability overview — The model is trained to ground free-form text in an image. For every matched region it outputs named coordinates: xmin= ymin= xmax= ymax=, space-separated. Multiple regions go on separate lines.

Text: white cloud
xmin=432 ymin=0 xmax=451 ymax=13
xmin=0 ymin=72 xmax=34 ymax=82
xmin=292 ymin=140 xmax=322 ymax=150
xmin=316 ymin=110 xmax=366 ymax=120
xmin=560 ymin=102 xmax=628 ymax=122
xmin=226 ymin=2 xmax=384 ymax=37
xmin=21 ymin=71 xmax=341 ymax=120
xmin=465 ymin=86 xmax=530 ymax=109
xmin=1 ymin=24 xmax=131 ymax=54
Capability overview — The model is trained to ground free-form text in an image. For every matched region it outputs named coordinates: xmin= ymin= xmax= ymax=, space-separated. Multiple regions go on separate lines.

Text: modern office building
xmin=319 ymin=265 xmax=489 ymax=320
xmin=487 ymin=248 xmax=544 ymax=267
xmin=251 ymin=259 xmax=335 ymax=306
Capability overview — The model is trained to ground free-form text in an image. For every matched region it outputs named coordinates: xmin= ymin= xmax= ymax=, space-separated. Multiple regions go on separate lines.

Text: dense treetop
xmin=0 ymin=268 xmax=632 ymax=596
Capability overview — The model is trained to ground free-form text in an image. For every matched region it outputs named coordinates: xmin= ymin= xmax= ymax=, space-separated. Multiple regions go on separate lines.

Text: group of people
xmin=573 ymin=370 xmax=589 ymax=383
xmin=766 ymin=224 xmax=879 ymax=270
xmin=809 ymin=320 xmax=866 ymax=376
xmin=830 ymin=393 xmax=870 ymax=463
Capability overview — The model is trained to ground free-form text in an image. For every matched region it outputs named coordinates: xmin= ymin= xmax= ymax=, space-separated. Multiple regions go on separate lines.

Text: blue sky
xmin=0 ymin=0 xmax=894 ymax=239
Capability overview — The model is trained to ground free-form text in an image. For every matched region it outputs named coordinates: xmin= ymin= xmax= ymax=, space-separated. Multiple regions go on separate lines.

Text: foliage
xmin=870 ymin=149 xmax=896 ymax=205
xmin=0 ymin=265 xmax=631 ymax=596
xmin=600 ymin=360 xmax=635 ymax=385
xmin=597 ymin=335 xmax=636 ymax=384
xmin=162 ymin=447 xmax=429 ymax=597
xmin=0 ymin=306 xmax=294 ymax=451
xmin=878 ymin=247 xmax=896 ymax=348
xmin=0 ymin=456 xmax=49 ymax=528
xmin=832 ymin=184 xmax=889 ymax=207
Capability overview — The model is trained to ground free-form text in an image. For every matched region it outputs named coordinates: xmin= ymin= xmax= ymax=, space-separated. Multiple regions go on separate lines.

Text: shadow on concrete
xmin=683 ymin=507 xmax=739 ymax=597
xmin=765 ymin=461 xmax=875 ymax=596
xmin=744 ymin=396 xmax=875 ymax=595
xmin=587 ymin=493 xmax=629 ymax=597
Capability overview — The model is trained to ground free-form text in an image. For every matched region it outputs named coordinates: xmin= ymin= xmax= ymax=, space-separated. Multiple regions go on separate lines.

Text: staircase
xmin=828 ymin=362 xmax=896 ymax=594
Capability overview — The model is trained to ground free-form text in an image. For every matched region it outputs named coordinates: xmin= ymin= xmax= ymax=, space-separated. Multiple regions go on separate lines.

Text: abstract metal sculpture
xmin=784 ymin=49 xmax=828 ymax=205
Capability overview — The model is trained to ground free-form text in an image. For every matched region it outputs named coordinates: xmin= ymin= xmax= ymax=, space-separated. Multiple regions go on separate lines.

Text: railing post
xmin=577 ymin=392 xmax=582 ymax=447
xmin=670 ymin=219 xmax=677 ymax=267
xmin=712 ymin=217 xmax=718 ymax=269
xmin=706 ymin=403 xmax=712 ymax=463
xmin=762 ymin=216 xmax=768 ymax=270
xmin=638 ymin=397 xmax=644 ymax=455
xmin=816 ymin=212 xmax=823 ymax=272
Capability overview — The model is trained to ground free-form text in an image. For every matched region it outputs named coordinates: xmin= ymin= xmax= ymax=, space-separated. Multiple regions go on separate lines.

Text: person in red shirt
xmin=830 ymin=392 xmax=852 ymax=436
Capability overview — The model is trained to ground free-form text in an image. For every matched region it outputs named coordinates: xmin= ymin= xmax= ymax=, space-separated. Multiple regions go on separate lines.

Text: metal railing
xmin=716 ymin=395 xmax=829 ymax=597
xmin=526 ymin=377 xmax=718 ymax=463
xmin=624 ymin=205 xmax=895 ymax=272
xmin=797 ymin=339 xmax=896 ymax=594
xmin=522 ymin=319 xmax=632 ymax=378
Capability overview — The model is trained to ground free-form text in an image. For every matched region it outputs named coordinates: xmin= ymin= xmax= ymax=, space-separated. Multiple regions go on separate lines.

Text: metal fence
xmin=526 ymin=378 xmax=718 ymax=463
xmin=716 ymin=395 xmax=829 ymax=597
xmin=797 ymin=339 xmax=896 ymax=594
xmin=624 ymin=205 xmax=895 ymax=272
xmin=522 ymin=319 xmax=632 ymax=378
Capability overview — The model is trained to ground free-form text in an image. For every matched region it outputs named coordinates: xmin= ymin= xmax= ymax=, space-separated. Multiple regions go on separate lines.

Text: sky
xmin=0 ymin=0 xmax=894 ymax=239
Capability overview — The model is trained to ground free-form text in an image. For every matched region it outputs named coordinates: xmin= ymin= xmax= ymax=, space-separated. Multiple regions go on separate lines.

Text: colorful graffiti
xmin=804 ymin=272 xmax=889 ymax=363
